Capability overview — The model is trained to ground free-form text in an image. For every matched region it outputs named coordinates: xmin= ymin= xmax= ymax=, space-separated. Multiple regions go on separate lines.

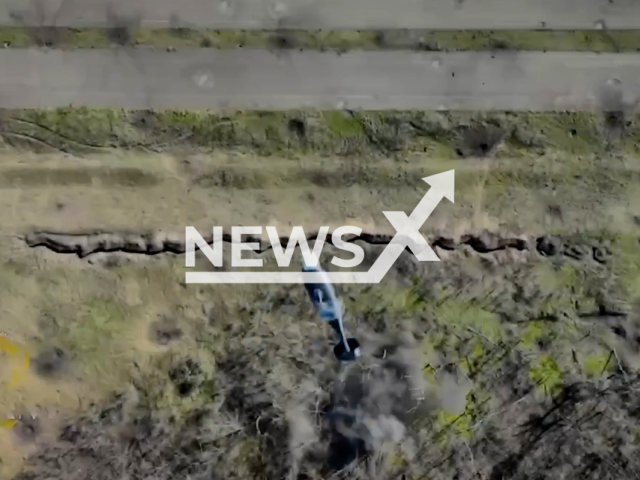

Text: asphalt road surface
xmin=3 ymin=0 xmax=640 ymax=29
xmin=0 ymin=49 xmax=638 ymax=111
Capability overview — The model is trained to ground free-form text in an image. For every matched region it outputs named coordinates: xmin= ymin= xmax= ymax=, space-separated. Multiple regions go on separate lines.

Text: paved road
xmin=0 ymin=49 xmax=638 ymax=111
xmin=3 ymin=0 xmax=640 ymax=30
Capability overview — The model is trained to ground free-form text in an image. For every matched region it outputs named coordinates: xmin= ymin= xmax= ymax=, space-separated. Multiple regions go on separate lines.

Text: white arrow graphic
xmin=365 ymin=169 xmax=455 ymax=283
xmin=185 ymin=170 xmax=454 ymax=284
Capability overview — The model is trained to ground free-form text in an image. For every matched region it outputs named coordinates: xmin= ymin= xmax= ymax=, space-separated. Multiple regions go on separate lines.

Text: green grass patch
xmin=530 ymin=355 xmax=564 ymax=396
xmin=54 ymin=296 xmax=136 ymax=378
xmin=435 ymin=409 xmax=473 ymax=443
xmin=433 ymin=389 xmax=489 ymax=444
xmin=433 ymin=300 xmax=505 ymax=343
xmin=583 ymin=352 xmax=616 ymax=378
xmin=520 ymin=321 xmax=555 ymax=351
xmin=611 ymin=233 xmax=640 ymax=301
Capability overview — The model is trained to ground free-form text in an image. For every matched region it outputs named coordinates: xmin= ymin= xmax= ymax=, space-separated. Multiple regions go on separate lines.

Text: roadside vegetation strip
xmin=1 ymin=108 xmax=638 ymax=157
xmin=2 ymin=27 xmax=640 ymax=52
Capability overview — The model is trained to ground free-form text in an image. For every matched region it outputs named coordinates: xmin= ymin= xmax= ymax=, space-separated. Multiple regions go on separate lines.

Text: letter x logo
xmin=383 ymin=170 xmax=455 ymax=262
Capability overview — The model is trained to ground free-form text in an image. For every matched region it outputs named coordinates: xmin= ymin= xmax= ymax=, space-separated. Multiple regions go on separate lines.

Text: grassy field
xmin=2 ymin=27 xmax=640 ymax=52
xmin=2 ymin=108 xmax=639 ymax=157
xmin=0 ymin=109 xmax=639 ymax=480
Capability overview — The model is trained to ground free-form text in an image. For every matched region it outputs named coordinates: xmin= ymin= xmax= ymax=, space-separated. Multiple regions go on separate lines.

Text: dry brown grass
xmin=0 ymin=143 xmax=638 ymax=479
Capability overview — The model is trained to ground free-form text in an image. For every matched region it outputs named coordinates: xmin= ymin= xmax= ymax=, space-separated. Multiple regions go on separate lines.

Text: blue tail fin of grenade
xmin=303 ymin=262 xmax=360 ymax=362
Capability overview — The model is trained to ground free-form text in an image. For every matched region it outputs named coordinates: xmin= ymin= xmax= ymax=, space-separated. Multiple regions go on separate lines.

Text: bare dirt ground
xmin=0 ymin=107 xmax=639 ymax=480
